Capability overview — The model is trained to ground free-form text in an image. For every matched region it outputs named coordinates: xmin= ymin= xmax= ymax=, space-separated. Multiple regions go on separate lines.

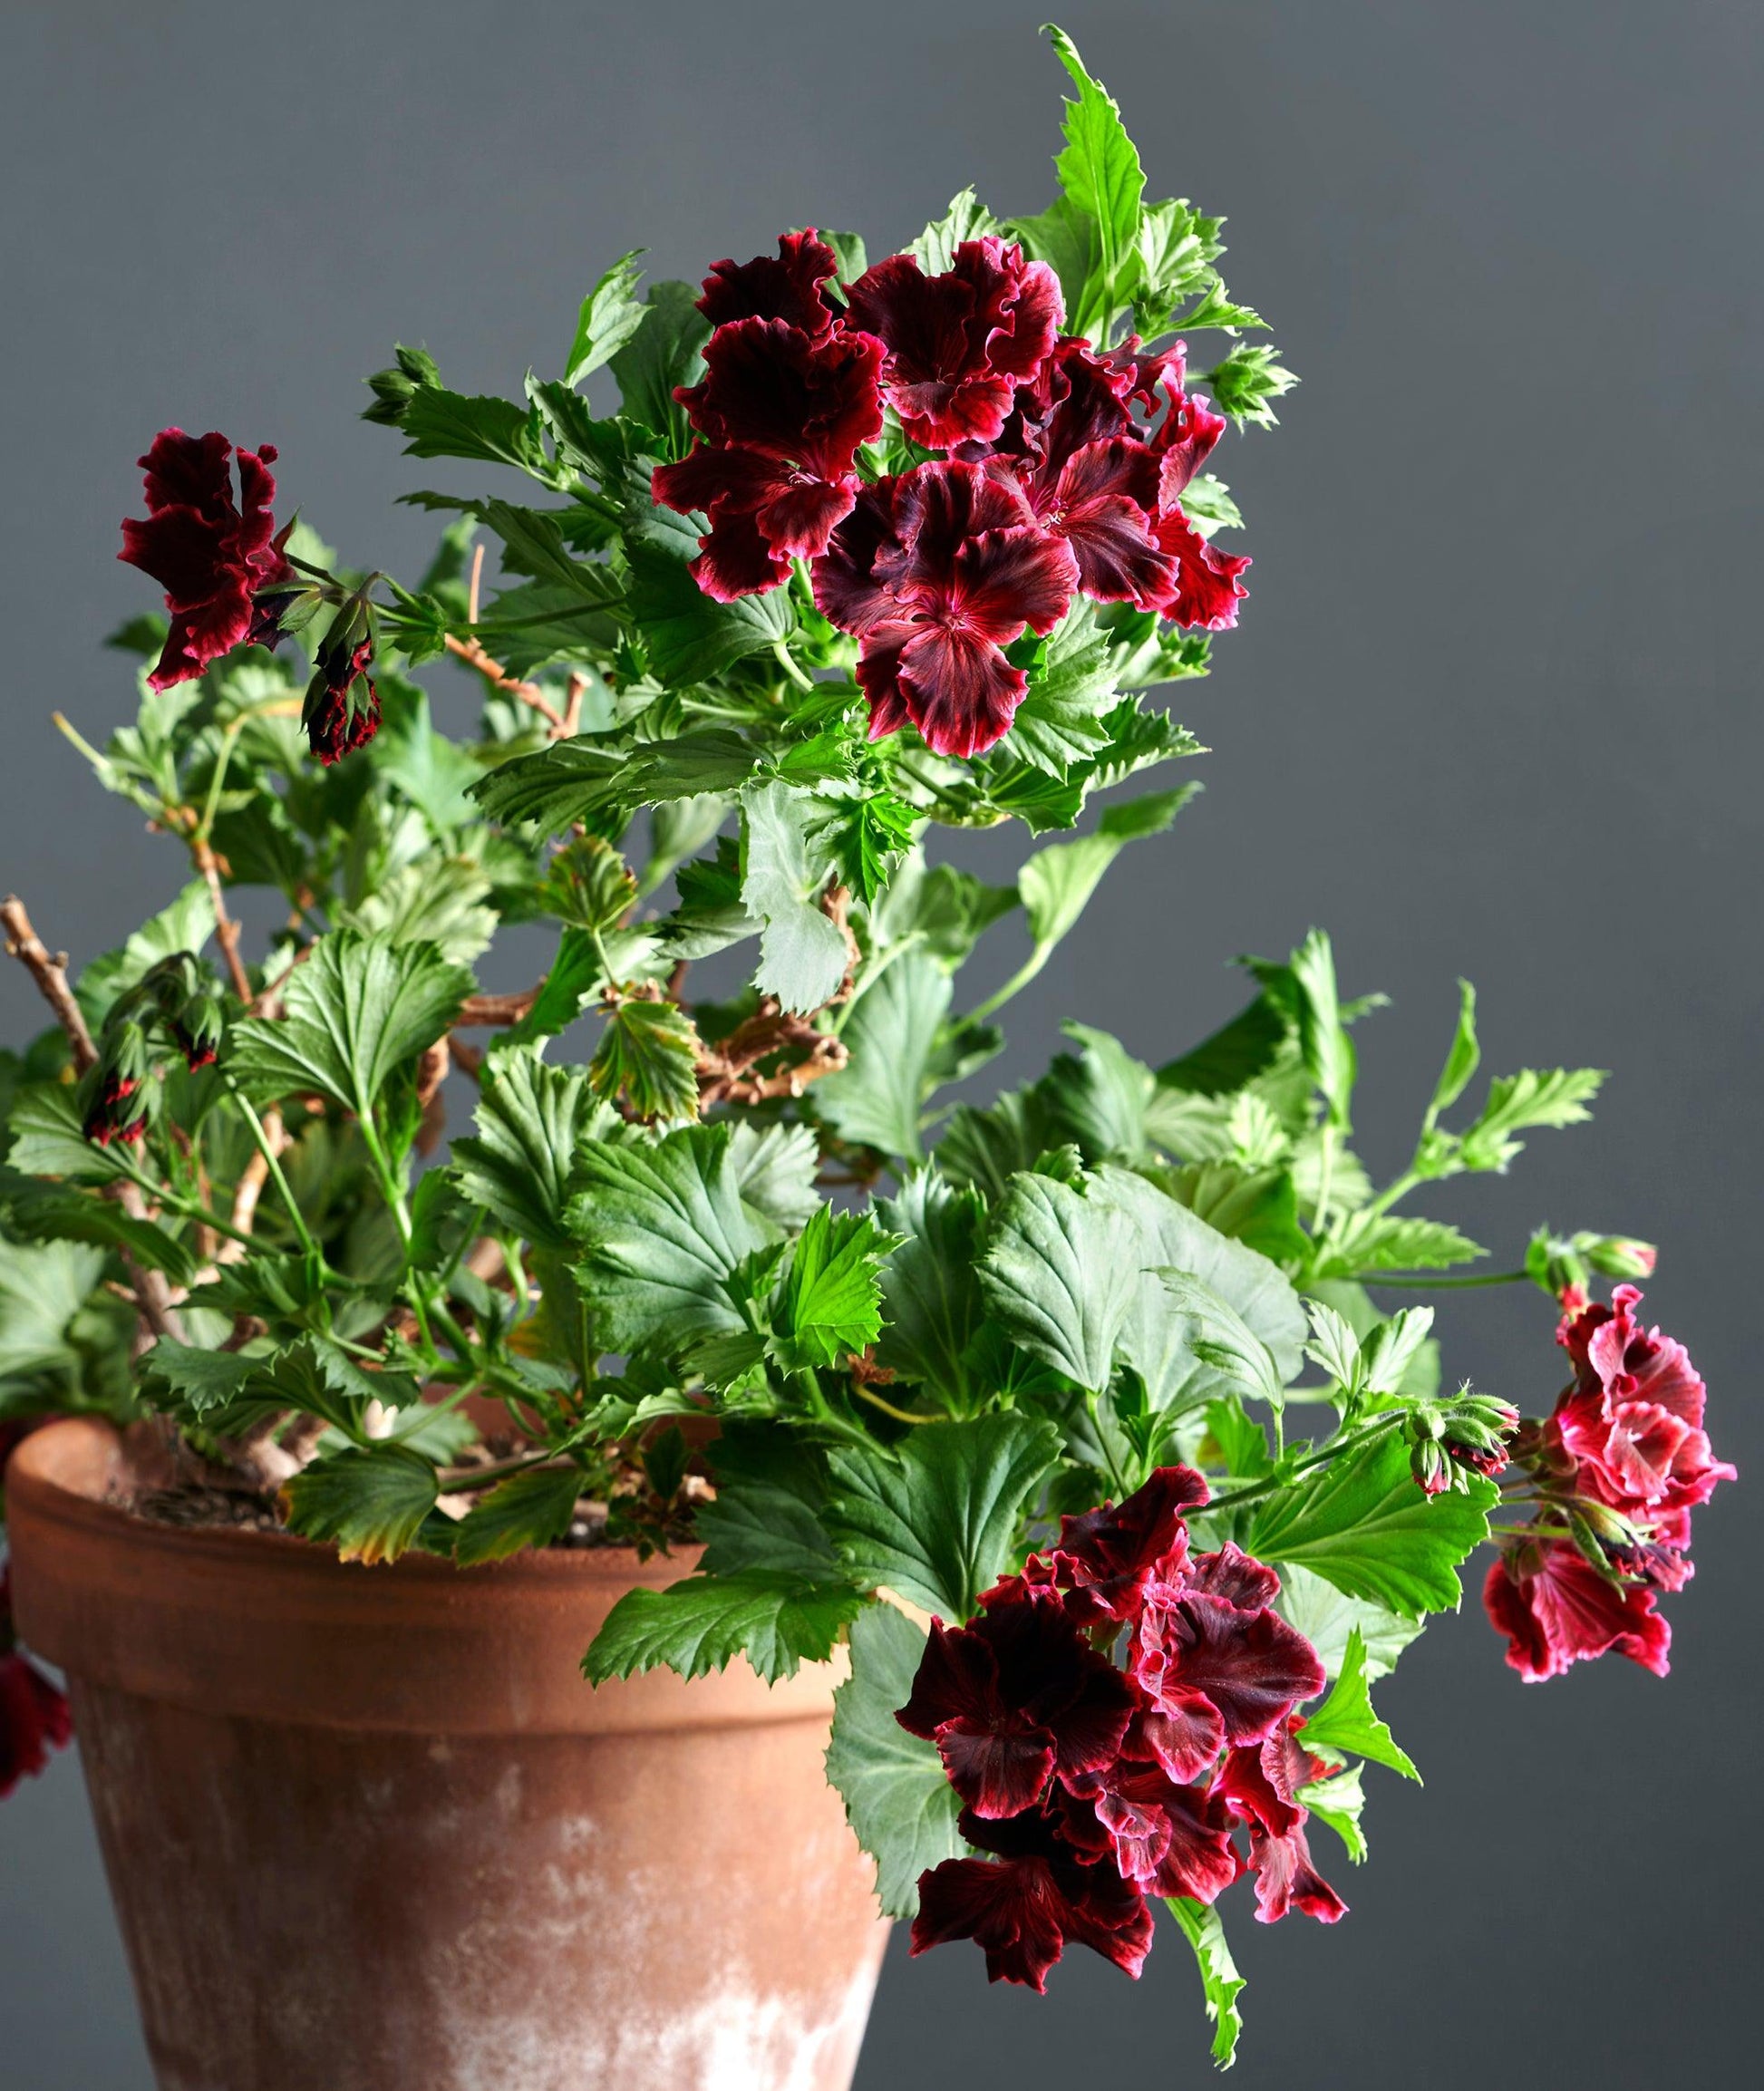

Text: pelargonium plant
xmin=0 ymin=28 xmax=1730 ymax=2063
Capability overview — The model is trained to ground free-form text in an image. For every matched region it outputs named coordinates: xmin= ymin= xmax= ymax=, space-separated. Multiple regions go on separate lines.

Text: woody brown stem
xmin=694 ymin=997 xmax=848 ymax=1109
xmin=415 ymin=1037 xmax=451 ymax=1156
xmin=443 ymin=633 xmax=567 ymax=731
xmin=455 ymin=986 xmax=543 ymax=1030
xmin=191 ymin=837 xmax=253 ymax=1002
xmin=2 ymin=894 xmax=97 ymax=1070
xmin=216 ymin=1107 xmax=285 ymax=1264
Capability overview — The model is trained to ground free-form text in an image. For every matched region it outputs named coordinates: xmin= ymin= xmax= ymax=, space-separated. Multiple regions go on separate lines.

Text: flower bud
xmin=1525 ymin=1227 xmax=1588 ymax=1303
xmin=82 ymin=1020 xmax=151 ymax=1147
xmin=1576 ymin=1234 xmax=1658 ymax=1280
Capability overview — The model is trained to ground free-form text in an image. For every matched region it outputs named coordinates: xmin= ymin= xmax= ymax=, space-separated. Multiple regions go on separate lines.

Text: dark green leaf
xmin=452 ymin=1054 xmax=615 ymax=1250
xmin=589 ymin=999 xmax=703 ymax=1124
xmin=280 ymin=1443 xmax=440 ymax=1564
xmin=625 ymin=496 xmax=795 ymax=682
xmin=825 ymin=1603 xmax=966 ymax=1919
xmin=876 ymin=1170 xmax=986 ymax=1403
xmin=583 ymin=1569 xmax=865 ymax=1684
xmin=609 ymin=280 xmax=711 ymax=459
xmin=451 ymin=1465 xmax=586 ymax=1566
xmin=977 ymin=1171 xmax=1139 ymax=1393
xmin=814 ymin=951 xmax=952 ymax=1162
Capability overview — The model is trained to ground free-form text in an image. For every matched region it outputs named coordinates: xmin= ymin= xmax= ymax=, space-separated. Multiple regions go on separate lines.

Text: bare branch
xmin=2 ymin=894 xmax=97 ymax=1070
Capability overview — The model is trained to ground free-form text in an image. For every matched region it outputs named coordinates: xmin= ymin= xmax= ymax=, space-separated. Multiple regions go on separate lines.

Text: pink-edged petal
xmin=896 ymin=1617 xmax=1003 ymax=1739
xmin=688 ymin=507 xmax=790 ymax=600
xmin=1482 ymin=1544 xmax=1672 ymax=1682
xmin=1152 ymin=505 xmax=1251 ymax=629
xmin=1155 ymin=392 xmax=1227 ymax=502
xmin=897 ymin=626 xmax=1027 ymax=759
xmin=752 ymin=474 xmax=856 ymax=559
xmin=857 ymin=634 xmax=915 ymax=739
xmin=1122 ymin=1696 xmax=1225 ymax=1784
xmin=1150 ymin=1591 xmax=1326 ymax=1746
xmin=951 ymin=527 xmax=1079 ymax=643
xmin=812 ymin=479 xmax=902 ymax=634
xmin=135 ymin=427 xmax=236 ymax=517
xmin=1247 ymin=1819 xmax=1347 ymax=1924
xmin=1184 ymin=1543 xmax=1283 ymax=1613
xmin=891 ymin=375 xmax=1018 ymax=450
xmin=936 ymin=1722 xmax=1058 ymax=1819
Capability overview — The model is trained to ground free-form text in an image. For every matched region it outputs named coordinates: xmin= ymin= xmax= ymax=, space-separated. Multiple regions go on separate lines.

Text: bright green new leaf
xmin=1299 ymin=1627 xmax=1420 ymax=1779
xmin=582 ymin=1570 xmax=866 ymax=1684
xmin=279 ymin=1444 xmax=440 ymax=1564
xmin=1248 ymin=1428 xmax=1496 ymax=1618
xmin=826 ymin=1413 xmax=1063 ymax=1620
xmin=451 ymin=1465 xmax=586 ymax=1566
xmin=825 ymin=1604 xmax=967 ymax=1919
xmin=909 ymin=187 xmax=1002 ymax=273
xmin=343 ymin=858 xmax=498 ymax=966
xmin=1298 ymin=1762 xmax=1368 ymax=1864
xmin=775 ymin=1205 xmax=896 ymax=1370
xmin=1458 ymin=1066 xmax=1605 ymax=1172
xmin=398 ymin=388 xmax=549 ymax=473
xmin=565 ymin=250 xmax=650 ymax=386
xmin=1168 ymin=1896 xmax=1247 ymax=2069
xmin=1314 ymin=1210 xmax=1486 ymax=1278
xmin=1426 ymin=978 xmax=1481 ymax=1125
xmin=228 ymin=930 xmax=472 ymax=1121
xmin=740 ymin=780 xmax=849 ymax=1015
xmin=1017 ymin=786 xmax=1196 ymax=965
xmin=1044 ymin=26 xmax=1146 ymax=338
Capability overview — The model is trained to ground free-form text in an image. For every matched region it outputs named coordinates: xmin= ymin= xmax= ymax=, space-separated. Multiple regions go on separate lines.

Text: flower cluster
xmin=119 ymin=429 xmax=294 ymax=694
xmin=654 ymin=232 xmax=1247 ymax=758
xmin=81 ymin=954 xmax=225 ymax=1147
xmin=897 ymin=1467 xmax=1338 ymax=1992
xmin=1484 ymin=1286 xmax=1734 ymax=1680
xmin=0 ymin=1564 xmax=72 ymax=1801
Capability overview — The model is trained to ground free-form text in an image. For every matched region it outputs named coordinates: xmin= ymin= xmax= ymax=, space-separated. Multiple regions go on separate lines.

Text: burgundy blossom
xmin=897 ymin=1588 xmax=1137 ymax=1818
xmin=844 ymin=237 xmax=1062 ymax=448
xmin=1150 ymin=505 xmax=1252 ymax=630
xmin=1131 ymin=1565 xmax=1324 ymax=1748
xmin=654 ymin=317 xmax=885 ymax=598
xmin=1214 ymin=1723 xmax=1346 ymax=1923
xmin=1483 ymin=1538 xmax=1672 ymax=1682
xmin=697 ymin=228 xmax=842 ymax=339
xmin=812 ymin=460 xmax=1078 ymax=756
xmin=1058 ymin=1763 xmax=1241 ymax=1903
xmin=1 ymin=1568 xmax=73 ymax=1801
xmin=1245 ymin=1818 xmax=1348 ymax=1925
xmin=911 ymin=1805 xmax=1153 ymax=1992
xmin=1044 ymin=1463 xmax=1209 ymax=1626
xmin=119 ymin=428 xmax=294 ymax=692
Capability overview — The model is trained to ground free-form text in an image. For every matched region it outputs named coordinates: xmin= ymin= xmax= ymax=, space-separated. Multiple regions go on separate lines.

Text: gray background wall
xmin=2 ymin=1 xmax=1759 ymax=2083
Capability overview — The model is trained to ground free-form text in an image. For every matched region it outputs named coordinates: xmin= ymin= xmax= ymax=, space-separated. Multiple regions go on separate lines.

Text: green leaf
xmin=76 ymin=880 xmax=217 ymax=1028
xmin=565 ymin=249 xmax=649 ymax=386
xmin=977 ymin=1171 xmax=1139 ymax=1393
xmin=740 ymin=781 xmax=848 ymax=1014
xmin=0 ymin=1238 xmax=105 ymax=1379
xmin=3 ymin=1176 xmax=200 ymax=1286
xmin=697 ymin=1429 xmax=838 ymax=1579
xmin=399 ymin=387 xmax=548 ymax=473
xmin=451 ymin=1465 xmax=586 ymax=1566
xmin=3 ymin=1082 xmax=131 ymax=1184
xmin=1161 ymin=1162 xmax=1307 ymax=1266
xmin=826 ymin=1413 xmax=1062 ymax=1619
xmin=589 ymin=999 xmax=703 ymax=1124
xmin=876 ymin=1170 xmax=986 ymax=1404
xmin=1313 ymin=1211 xmax=1486 ymax=1279
xmin=814 ymin=951 xmax=951 ymax=1162
xmin=1299 ymin=1627 xmax=1420 ymax=1779
xmin=1157 ymin=1269 xmax=1287 ymax=1412
xmin=625 ymin=496 xmax=795 ymax=682
xmin=567 ymin=1124 xmax=764 ymax=1355
xmin=1426 ymin=978 xmax=1480 ymax=1123
xmin=1155 ymin=993 xmax=1288 ymax=1099
xmin=726 ymin=1120 xmax=821 ymax=1231
xmin=474 ymin=730 xmax=757 ymax=839
xmin=539 ymin=834 xmax=638 ymax=933
xmin=1458 ymin=1066 xmax=1605 ymax=1172
xmin=1017 ymin=787 xmax=1197 ymax=967
xmin=1042 ymin=27 xmax=1146 ymax=337
xmin=142 ymin=1339 xmax=267 ymax=1415
xmin=1297 ymin=1762 xmax=1368 ymax=1864
xmin=1167 ymin=1897 xmax=1247 ymax=2069
xmin=279 ymin=1443 xmax=440 ymax=1564
xmin=1269 ymin=1563 xmax=1422 ymax=1682
xmin=1247 ymin=1429 xmax=1495 ymax=1618
xmin=1176 ymin=474 xmax=1243 ymax=537
xmin=609 ymin=279 xmax=711 ymax=459
xmin=452 ymin=1054 xmax=615 ymax=1250
xmin=583 ymin=1569 xmax=865 ymax=1684
xmin=343 ymin=857 xmax=497 ymax=966
xmin=775 ymin=1206 xmax=895 ymax=1370
xmin=909 ymin=187 xmax=1002 ymax=273
xmin=825 ymin=1603 xmax=966 ymax=1919
xmin=228 ymin=930 xmax=471 ymax=1120
xmin=374 ymin=692 xmax=482 ymax=831
xmin=1287 ymin=928 xmax=1350 ymax=1128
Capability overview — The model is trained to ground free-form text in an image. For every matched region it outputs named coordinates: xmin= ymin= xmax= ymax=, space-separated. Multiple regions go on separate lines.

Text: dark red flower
xmin=897 ymin=1590 xmax=1138 ymax=1818
xmin=654 ymin=318 xmax=884 ymax=598
xmin=1045 ymin=1464 xmax=1209 ymax=1626
xmin=1482 ymin=1538 xmax=1672 ymax=1682
xmin=911 ymin=1805 xmax=1153 ymax=1992
xmin=1 ymin=1568 xmax=73 ymax=1801
xmin=1149 ymin=505 xmax=1251 ymax=630
xmin=305 ymin=634 xmax=381 ymax=766
xmin=1214 ymin=1724 xmax=1328 ymax=1841
xmin=698 ymin=228 xmax=842 ymax=339
xmin=844 ymin=238 xmax=1062 ymax=448
xmin=119 ymin=428 xmax=294 ymax=692
xmin=812 ymin=461 xmax=1078 ymax=756
xmin=1059 ymin=1763 xmax=1241 ymax=1903
xmin=1131 ymin=1582 xmax=1325 ymax=1748
xmin=1245 ymin=1817 xmax=1348 ymax=1925
xmin=1551 ymin=1286 xmax=1733 ymax=1520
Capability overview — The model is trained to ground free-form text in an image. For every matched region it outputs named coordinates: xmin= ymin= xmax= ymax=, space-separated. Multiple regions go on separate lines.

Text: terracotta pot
xmin=5 ymin=1419 xmax=887 ymax=2091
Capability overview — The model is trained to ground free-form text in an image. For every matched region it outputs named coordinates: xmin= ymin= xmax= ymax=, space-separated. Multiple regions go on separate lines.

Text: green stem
xmin=111 ymin=1157 xmax=257 ymax=1249
xmin=1369 ymin=1270 xmax=1529 ymax=1291
xmin=226 ymin=1080 xmax=317 ymax=1257
xmin=1312 ymin=1122 xmax=1336 ymax=1232
xmin=771 ymin=640 xmax=815 ymax=692
xmin=1361 ymin=1168 xmax=1421 ymax=1223
xmin=437 ymin=1448 xmax=581 ymax=1495
xmin=966 ymin=942 xmax=1051 ymax=1028
xmin=852 ymin=1383 xmax=950 ymax=1427
xmin=1205 ymin=1418 xmax=1401 ymax=1516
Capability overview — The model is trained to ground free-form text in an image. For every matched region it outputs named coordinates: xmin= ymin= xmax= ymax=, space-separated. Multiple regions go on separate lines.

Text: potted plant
xmin=0 ymin=26 xmax=1731 ymax=2089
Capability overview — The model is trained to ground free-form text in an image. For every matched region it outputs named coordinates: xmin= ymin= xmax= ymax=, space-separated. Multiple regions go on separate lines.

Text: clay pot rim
xmin=5 ymin=1416 xmax=687 ymax=1589
xmin=6 ymin=1418 xmax=843 ymax=1735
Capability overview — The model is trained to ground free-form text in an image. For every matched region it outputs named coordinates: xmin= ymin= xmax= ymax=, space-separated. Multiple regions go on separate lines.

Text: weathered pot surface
xmin=5 ymin=1418 xmax=888 ymax=2091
